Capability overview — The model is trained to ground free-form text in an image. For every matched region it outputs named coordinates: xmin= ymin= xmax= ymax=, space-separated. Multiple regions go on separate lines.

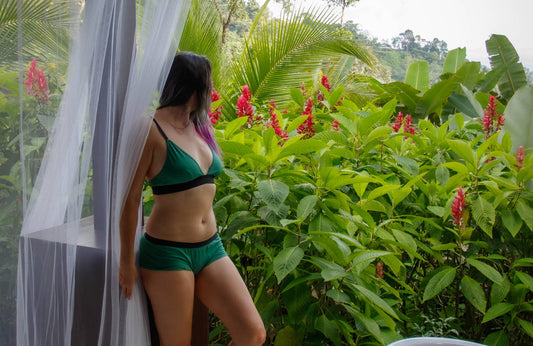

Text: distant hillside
xmin=342 ymin=21 xmax=448 ymax=83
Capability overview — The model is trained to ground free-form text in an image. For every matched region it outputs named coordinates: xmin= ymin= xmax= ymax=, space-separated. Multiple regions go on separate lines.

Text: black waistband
xmin=144 ymin=232 xmax=219 ymax=248
xmin=151 ymin=174 xmax=215 ymax=195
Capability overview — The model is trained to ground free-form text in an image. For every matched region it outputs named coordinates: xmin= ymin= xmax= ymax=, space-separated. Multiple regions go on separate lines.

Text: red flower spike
xmin=404 ymin=114 xmax=416 ymax=135
xmin=483 ymin=95 xmax=504 ymax=138
xmin=332 ymin=120 xmax=340 ymax=131
xmin=25 ymin=59 xmax=49 ymax=103
xmin=297 ymin=98 xmax=316 ymax=139
xmin=236 ymin=85 xmax=254 ymax=126
xmin=376 ymin=262 xmax=384 ymax=279
xmin=209 ymin=86 xmax=222 ymax=125
xmin=451 ymin=186 xmax=467 ymax=228
xmin=321 ymin=75 xmax=332 ymax=92
xmin=515 ymin=146 xmax=525 ymax=170
xmin=392 ymin=112 xmax=403 ymax=132
xmin=266 ymin=99 xmax=288 ymax=144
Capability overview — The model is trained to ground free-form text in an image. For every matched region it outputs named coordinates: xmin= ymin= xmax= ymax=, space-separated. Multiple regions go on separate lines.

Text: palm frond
xmin=0 ymin=0 xmax=72 ymax=69
xmin=178 ymin=0 xmax=222 ymax=86
xmin=222 ymin=6 xmax=375 ymax=114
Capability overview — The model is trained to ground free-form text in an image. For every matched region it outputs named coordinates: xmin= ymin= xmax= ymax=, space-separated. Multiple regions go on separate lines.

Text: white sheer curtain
xmin=17 ymin=0 xmax=190 ymax=345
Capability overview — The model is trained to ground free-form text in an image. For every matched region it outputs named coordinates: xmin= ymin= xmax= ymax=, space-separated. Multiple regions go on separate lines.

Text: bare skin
xmin=119 ymin=94 xmax=265 ymax=345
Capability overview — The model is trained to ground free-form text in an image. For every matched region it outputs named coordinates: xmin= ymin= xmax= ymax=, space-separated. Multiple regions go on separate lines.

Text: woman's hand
xmin=119 ymin=261 xmax=138 ymax=299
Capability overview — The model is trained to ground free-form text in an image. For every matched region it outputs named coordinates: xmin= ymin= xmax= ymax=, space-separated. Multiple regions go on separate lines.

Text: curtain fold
xmin=16 ymin=1 xmax=191 ymax=345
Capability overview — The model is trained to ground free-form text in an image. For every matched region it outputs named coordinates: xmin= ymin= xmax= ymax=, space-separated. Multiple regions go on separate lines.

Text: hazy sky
xmin=262 ymin=0 xmax=533 ymax=70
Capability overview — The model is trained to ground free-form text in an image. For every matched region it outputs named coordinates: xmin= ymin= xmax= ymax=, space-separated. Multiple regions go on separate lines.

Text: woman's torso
xmin=144 ymin=113 xmax=219 ymax=242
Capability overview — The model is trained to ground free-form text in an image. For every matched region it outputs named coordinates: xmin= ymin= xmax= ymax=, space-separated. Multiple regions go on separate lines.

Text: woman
xmin=119 ymin=52 xmax=266 ymax=346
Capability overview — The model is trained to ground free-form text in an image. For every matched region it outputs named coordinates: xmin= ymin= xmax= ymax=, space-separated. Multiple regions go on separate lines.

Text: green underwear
xmin=139 ymin=232 xmax=227 ymax=275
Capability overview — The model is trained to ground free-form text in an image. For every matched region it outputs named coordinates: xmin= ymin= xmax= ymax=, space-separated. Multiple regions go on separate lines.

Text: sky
xmin=261 ymin=0 xmax=533 ymax=70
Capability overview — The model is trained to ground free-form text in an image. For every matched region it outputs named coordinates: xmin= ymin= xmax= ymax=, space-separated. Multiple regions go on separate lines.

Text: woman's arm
xmin=119 ymin=126 xmax=154 ymax=299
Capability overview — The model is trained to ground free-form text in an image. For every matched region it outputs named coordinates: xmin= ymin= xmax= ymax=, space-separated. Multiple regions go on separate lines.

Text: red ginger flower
xmin=404 ymin=114 xmax=416 ymax=135
xmin=483 ymin=95 xmax=504 ymax=138
xmin=236 ymin=85 xmax=254 ymax=126
xmin=332 ymin=120 xmax=340 ymax=131
xmin=24 ymin=59 xmax=49 ymax=104
xmin=515 ymin=146 xmax=525 ymax=170
xmin=297 ymin=97 xmax=316 ymax=139
xmin=209 ymin=86 xmax=222 ymax=125
xmin=317 ymin=75 xmax=332 ymax=105
xmin=376 ymin=262 xmax=384 ymax=279
xmin=392 ymin=112 xmax=404 ymax=132
xmin=321 ymin=75 xmax=332 ymax=92
xmin=266 ymin=99 xmax=288 ymax=143
xmin=452 ymin=186 xmax=467 ymax=228
xmin=392 ymin=112 xmax=416 ymax=137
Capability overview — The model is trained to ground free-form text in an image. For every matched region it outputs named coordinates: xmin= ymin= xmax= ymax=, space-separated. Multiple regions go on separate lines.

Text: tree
xmin=323 ymin=0 xmax=360 ymax=26
xmin=223 ymin=6 xmax=375 ymax=111
xmin=0 ymin=0 xmax=71 ymax=69
xmin=211 ymin=0 xmax=262 ymax=46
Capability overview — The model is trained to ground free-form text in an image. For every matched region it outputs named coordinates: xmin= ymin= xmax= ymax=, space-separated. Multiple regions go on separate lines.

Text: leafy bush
xmin=200 ymin=68 xmax=533 ymax=345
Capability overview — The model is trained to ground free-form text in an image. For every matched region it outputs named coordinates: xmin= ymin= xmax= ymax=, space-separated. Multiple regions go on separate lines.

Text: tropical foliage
xmin=0 ymin=0 xmax=71 ymax=69
xmin=195 ymin=34 xmax=533 ymax=345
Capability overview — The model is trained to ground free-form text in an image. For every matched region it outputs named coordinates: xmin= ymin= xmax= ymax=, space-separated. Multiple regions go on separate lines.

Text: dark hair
xmin=158 ymin=52 xmax=220 ymax=154
xmin=158 ymin=52 xmax=212 ymax=111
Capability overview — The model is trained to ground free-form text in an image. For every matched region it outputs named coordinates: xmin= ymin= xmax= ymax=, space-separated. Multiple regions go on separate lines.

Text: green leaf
xmin=467 ymin=258 xmax=504 ymax=285
xmin=443 ymin=48 xmax=466 ymax=74
xmin=346 ymin=307 xmax=384 ymax=344
xmin=415 ymin=78 xmax=459 ymax=117
xmin=515 ymin=271 xmax=533 ymax=293
xmin=486 ymin=34 xmax=527 ymax=100
xmin=461 ymin=276 xmax=487 ymax=313
xmin=297 ymin=195 xmax=318 ymax=221
xmin=513 ymin=258 xmax=533 ymax=268
xmin=366 ymin=184 xmax=401 ymax=201
xmin=290 ymin=87 xmax=305 ymax=106
xmin=383 ymin=82 xmax=420 ymax=113
xmin=405 ymin=61 xmax=429 ymax=93
xmin=449 ymin=84 xmax=483 ymax=118
xmin=315 ymin=315 xmax=341 ymax=343
xmin=472 ymin=196 xmax=496 ymax=238
xmin=436 ymin=165 xmax=450 ymax=186
xmin=503 ymin=85 xmax=533 ymax=152
xmin=392 ymin=155 xmax=419 ymax=176
xmin=516 ymin=200 xmax=533 ymax=231
xmin=484 ymin=330 xmax=509 ymax=346
xmin=482 ymin=303 xmax=514 ymax=323
xmin=274 ymin=325 xmax=303 ymax=346
xmin=257 ymin=180 xmax=290 ymax=212
xmin=423 ymin=266 xmax=456 ymax=302
xmin=218 ymin=140 xmax=254 ymax=156
xmin=428 ymin=206 xmax=445 ymax=217
xmin=223 ymin=117 xmax=249 ymax=139
xmin=273 ymin=247 xmax=304 ymax=284
xmin=351 ymin=251 xmax=392 ymax=270
xmin=365 ymin=125 xmax=392 ymax=144
xmin=391 ymin=229 xmax=417 ymax=252
xmin=320 ymin=263 xmax=348 ymax=281
xmin=447 ymin=139 xmax=476 ymax=167
xmin=517 ymin=319 xmax=533 ymax=339
xmin=276 ymin=138 xmax=327 ymax=161
xmin=501 ymin=210 xmax=523 ymax=237
xmin=491 ymin=278 xmax=511 ymax=305
xmin=352 ymin=284 xmax=399 ymax=319
xmin=455 ymin=62 xmax=481 ymax=90
xmin=476 ymin=63 xmax=510 ymax=94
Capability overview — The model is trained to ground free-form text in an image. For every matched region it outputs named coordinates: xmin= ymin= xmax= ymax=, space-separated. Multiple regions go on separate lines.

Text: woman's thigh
xmin=140 ymin=268 xmax=195 ymax=345
xmin=195 ymin=256 xmax=265 ymax=343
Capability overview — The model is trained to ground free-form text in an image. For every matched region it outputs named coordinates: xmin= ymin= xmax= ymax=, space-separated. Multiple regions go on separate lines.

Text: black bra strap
xmin=152 ymin=118 xmax=168 ymax=140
